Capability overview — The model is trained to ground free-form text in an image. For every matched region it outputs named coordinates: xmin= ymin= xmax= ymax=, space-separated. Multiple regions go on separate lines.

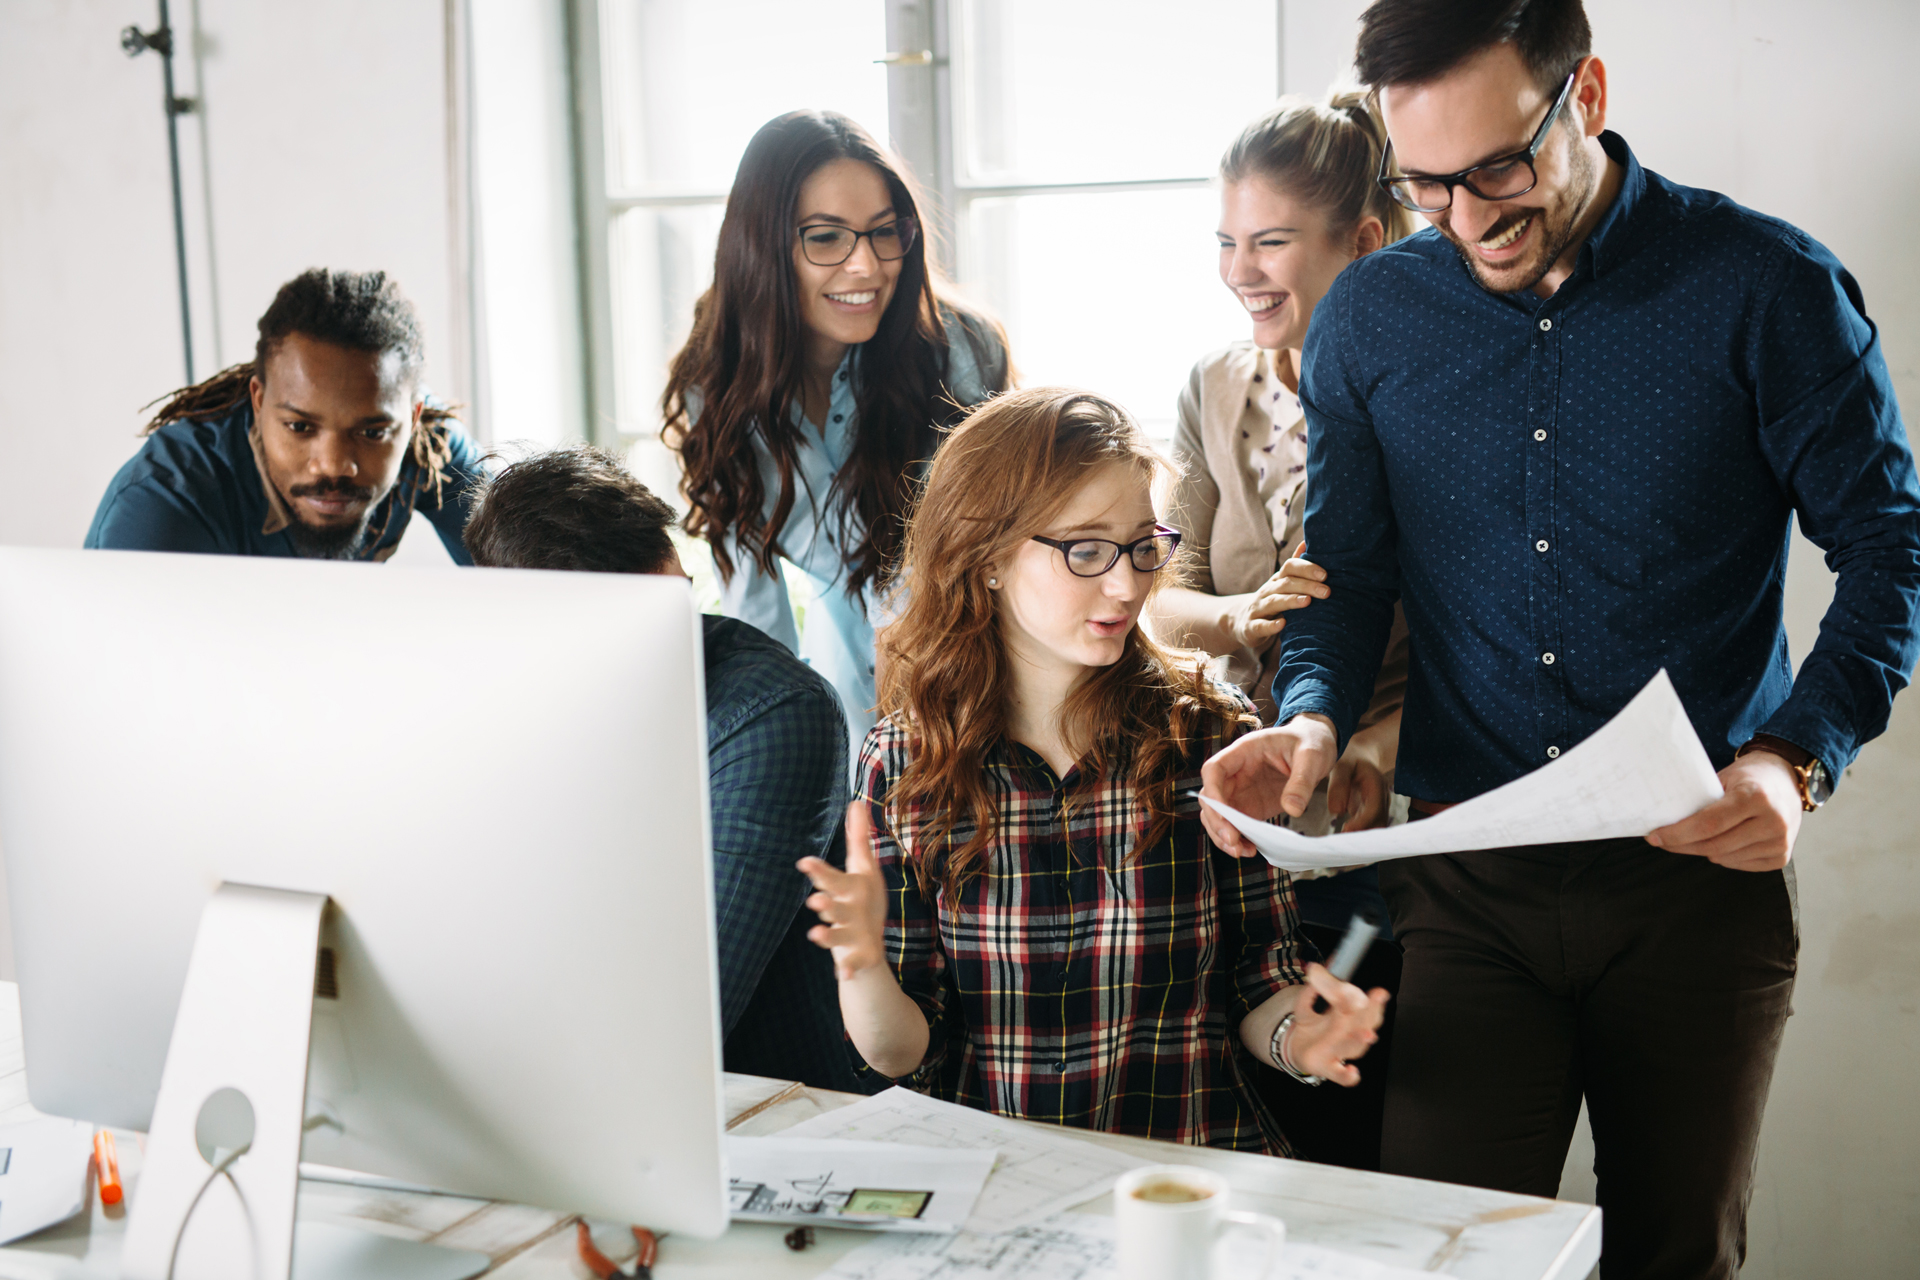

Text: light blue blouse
xmin=716 ymin=321 xmax=1000 ymax=760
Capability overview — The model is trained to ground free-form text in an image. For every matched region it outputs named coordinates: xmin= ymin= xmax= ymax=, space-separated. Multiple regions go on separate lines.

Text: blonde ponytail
xmin=1221 ymin=88 xmax=1415 ymax=246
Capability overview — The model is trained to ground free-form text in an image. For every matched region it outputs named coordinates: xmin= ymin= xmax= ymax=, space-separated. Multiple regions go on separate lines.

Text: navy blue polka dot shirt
xmin=1277 ymin=132 xmax=1920 ymax=803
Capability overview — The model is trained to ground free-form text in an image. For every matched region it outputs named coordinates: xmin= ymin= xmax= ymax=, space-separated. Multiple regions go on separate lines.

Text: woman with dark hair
xmin=665 ymin=110 xmax=1011 ymax=751
xmin=796 ymin=388 xmax=1384 ymax=1153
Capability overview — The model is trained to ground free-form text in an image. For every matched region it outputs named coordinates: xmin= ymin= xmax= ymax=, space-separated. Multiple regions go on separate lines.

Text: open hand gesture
xmin=798 ymin=802 xmax=890 ymax=980
xmin=1284 ymin=963 xmax=1389 ymax=1086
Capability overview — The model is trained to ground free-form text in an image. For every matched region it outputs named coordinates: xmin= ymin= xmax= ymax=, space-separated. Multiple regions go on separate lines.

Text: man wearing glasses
xmin=1200 ymin=1 xmax=1919 ymax=1275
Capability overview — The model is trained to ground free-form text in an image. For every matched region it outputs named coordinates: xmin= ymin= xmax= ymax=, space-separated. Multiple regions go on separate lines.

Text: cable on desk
xmin=164 ymin=1143 xmax=253 ymax=1280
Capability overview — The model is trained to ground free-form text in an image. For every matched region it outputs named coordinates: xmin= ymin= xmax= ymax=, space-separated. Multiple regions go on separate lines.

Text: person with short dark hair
xmin=464 ymin=445 xmax=858 ymax=1091
xmin=87 ymin=269 xmax=485 ymax=562
xmin=1200 ymin=1 xmax=1920 ymax=1274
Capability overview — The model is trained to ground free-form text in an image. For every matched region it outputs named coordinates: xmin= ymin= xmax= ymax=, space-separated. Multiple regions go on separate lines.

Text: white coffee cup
xmin=1114 ymin=1164 xmax=1284 ymax=1280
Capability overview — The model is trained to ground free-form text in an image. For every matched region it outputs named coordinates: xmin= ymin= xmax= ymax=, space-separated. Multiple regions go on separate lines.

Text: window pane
xmin=600 ymin=0 xmax=890 ymax=193
xmin=965 ymin=188 xmax=1248 ymax=439
xmin=955 ymin=0 xmax=1278 ymax=186
xmin=608 ymin=203 xmax=724 ymax=435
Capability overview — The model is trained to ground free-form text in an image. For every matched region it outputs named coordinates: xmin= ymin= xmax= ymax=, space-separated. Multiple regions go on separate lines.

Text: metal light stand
xmin=121 ymin=0 xmax=198 ymax=384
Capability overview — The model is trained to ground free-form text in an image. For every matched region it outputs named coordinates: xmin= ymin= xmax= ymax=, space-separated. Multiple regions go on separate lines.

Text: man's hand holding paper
xmin=1200 ymin=670 xmax=1727 ymax=873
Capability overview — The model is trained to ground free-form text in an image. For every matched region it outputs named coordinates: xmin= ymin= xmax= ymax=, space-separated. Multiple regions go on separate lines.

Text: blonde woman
xmin=1146 ymin=91 xmax=1414 ymax=1169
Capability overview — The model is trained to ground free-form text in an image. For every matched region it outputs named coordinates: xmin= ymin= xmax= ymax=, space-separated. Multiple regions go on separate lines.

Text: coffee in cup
xmin=1114 ymin=1164 xmax=1283 ymax=1280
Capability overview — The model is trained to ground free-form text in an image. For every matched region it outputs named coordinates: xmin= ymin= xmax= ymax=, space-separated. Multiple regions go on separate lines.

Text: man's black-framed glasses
xmin=1376 ymin=69 xmax=1578 ymax=213
xmin=1032 ymin=525 xmax=1183 ymax=578
xmin=796 ymin=216 xmax=920 ymax=267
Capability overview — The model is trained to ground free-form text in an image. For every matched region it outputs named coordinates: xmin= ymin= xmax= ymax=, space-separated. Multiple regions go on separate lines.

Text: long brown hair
xmin=663 ymin=110 xmax=1010 ymax=600
xmin=876 ymin=388 xmax=1256 ymax=898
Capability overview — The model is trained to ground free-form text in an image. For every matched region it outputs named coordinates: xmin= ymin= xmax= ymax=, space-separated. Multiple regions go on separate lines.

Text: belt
xmin=1406 ymin=798 xmax=1457 ymax=822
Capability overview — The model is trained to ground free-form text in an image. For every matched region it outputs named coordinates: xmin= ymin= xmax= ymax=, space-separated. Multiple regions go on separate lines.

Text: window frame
xmin=570 ymin=0 xmax=1288 ymax=444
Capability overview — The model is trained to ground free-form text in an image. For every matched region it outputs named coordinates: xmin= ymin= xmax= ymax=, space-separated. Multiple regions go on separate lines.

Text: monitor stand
xmin=120 ymin=883 xmax=488 ymax=1280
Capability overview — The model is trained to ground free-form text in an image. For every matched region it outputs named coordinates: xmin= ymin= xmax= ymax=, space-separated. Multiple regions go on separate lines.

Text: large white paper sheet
xmin=819 ymin=1210 xmax=1438 ymax=1280
xmin=0 ymin=1116 xmax=95 ymax=1246
xmin=726 ymin=1135 xmax=995 ymax=1233
xmin=777 ymin=1088 xmax=1148 ymax=1235
xmin=1205 ymin=669 xmax=1723 ymax=871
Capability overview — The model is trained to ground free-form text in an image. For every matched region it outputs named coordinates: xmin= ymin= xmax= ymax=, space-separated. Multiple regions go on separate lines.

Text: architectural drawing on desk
xmin=728 ymin=1171 xmax=930 ymax=1220
xmin=778 ymin=1088 xmax=1146 ymax=1234
xmin=822 ymin=1217 xmax=1121 ymax=1280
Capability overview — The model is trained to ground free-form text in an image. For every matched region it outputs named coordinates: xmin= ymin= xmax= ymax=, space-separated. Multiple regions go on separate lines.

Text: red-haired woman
xmin=665 ymin=111 xmax=1010 ymax=755
xmin=798 ymin=388 xmax=1385 ymax=1153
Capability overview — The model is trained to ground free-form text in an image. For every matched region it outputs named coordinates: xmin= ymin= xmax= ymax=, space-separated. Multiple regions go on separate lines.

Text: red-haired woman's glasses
xmin=1376 ymin=69 xmax=1577 ymax=213
xmin=1031 ymin=525 xmax=1182 ymax=578
xmin=796 ymin=217 xmax=920 ymax=267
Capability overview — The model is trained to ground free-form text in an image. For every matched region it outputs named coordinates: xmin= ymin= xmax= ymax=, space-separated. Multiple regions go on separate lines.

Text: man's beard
xmin=1441 ymin=132 xmax=1597 ymax=295
xmin=284 ymin=478 xmax=380 ymax=560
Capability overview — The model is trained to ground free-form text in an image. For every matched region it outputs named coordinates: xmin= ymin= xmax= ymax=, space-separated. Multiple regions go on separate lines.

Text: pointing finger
xmin=796 ymin=856 xmax=846 ymax=891
xmin=844 ymin=802 xmax=881 ymax=876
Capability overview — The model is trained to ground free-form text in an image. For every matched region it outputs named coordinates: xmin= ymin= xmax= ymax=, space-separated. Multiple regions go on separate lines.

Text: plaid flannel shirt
xmin=855 ymin=694 xmax=1304 ymax=1154
xmin=703 ymin=616 xmax=860 ymax=1091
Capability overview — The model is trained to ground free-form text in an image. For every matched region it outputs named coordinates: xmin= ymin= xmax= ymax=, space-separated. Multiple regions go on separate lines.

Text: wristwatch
xmin=1268 ymin=1011 xmax=1323 ymax=1086
xmin=1735 ymin=734 xmax=1832 ymax=811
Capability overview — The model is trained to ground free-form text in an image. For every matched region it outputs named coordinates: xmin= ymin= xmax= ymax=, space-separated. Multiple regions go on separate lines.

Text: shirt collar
xmin=1579 ymin=130 xmax=1646 ymax=279
xmin=246 ymin=418 xmax=295 ymax=536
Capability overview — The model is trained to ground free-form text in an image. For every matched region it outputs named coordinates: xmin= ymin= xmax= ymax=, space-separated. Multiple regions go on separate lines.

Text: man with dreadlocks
xmin=86 ymin=268 xmax=484 ymax=562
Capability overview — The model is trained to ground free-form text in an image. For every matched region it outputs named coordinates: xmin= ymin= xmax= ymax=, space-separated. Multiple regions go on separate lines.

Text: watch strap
xmin=1736 ymin=735 xmax=1823 ymax=811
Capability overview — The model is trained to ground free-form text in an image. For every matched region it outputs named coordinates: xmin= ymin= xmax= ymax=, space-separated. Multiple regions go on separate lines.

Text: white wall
xmin=1601 ymin=7 xmax=1920 ymax=1277
xmin=0 ymin=0 xmax=590 ymax=957
xmin=1286 ymin=3 xmax=1920 ymax=1276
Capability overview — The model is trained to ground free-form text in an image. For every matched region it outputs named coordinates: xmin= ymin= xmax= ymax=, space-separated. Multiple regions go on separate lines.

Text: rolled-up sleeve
xmin=853 ymin=733 xmax=957 ymax=1086
xmin=1206 ymin=715 xmax=1305 ymax=1020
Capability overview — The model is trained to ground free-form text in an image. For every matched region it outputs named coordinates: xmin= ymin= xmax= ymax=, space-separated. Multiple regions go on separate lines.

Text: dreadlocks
xmin=141 ymin=268 xmax=457 ymax=505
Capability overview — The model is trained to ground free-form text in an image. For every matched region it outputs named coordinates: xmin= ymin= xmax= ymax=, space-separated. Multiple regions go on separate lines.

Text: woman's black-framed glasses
xmin=1032 ymin=525 xmax=1182 ymax=578
xmin=796 ymin=216 xmax=920 ymax=267
xmin=1375 ymin=69 xmax=1578 ymax=213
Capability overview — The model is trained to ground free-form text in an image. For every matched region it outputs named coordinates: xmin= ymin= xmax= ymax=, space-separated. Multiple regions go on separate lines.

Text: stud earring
xmin=987 ymin=577 xmax=999 ymax=588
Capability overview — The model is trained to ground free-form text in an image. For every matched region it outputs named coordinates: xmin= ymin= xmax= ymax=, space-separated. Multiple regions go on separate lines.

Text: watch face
xmin=1808 ymin=761 xmax=1834 ymax=806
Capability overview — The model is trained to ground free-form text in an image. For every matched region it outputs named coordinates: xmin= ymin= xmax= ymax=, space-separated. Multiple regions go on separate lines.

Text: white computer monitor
xmin=0 ymin=547 xmax=727 ymax=1278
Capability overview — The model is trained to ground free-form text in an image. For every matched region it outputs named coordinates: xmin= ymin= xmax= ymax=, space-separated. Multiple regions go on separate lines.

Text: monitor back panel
xmin=0 ymin=547 xmax=726 ymax=1235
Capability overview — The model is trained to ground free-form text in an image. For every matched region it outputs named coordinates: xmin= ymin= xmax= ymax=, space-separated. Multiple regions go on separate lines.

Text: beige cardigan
xmin=1166 ymin=342 xmax=1409 ymax=731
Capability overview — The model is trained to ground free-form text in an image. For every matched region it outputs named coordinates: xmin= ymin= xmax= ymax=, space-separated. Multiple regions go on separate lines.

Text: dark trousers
xmin=1257 ymin=867 xmax=1401 ymax=1170
xmin=1378 ymin=839 xmax=1797 ymax=1280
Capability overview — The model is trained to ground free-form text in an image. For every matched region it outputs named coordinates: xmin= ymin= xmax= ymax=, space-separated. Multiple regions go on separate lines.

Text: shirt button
xmin=1053 ymin=1060 xmax=1067 ymax=1073
xmin=1535 ymin=539 xmax=1550 ymax=552
xmin=1542 ymin=652 xmax=1556 ymax=665
xmin=1538 ymin=318 xmax=1553 ymax=332
xmin=832 ymin=413 xmax=844 ymax=423
xmin=1547 ymin=745 xmax=1561 ymax=759
xmin=1533 ymin=429 xmax=1548 ymax=441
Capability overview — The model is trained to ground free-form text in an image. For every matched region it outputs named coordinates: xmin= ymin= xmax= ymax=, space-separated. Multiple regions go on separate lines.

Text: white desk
xmin=0 ymin=981 xmax=1599 ymax=1278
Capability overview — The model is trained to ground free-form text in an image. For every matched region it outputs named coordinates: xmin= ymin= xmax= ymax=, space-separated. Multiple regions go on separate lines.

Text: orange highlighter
xmin=93 ymin=1130 xmax=123 ymax=1206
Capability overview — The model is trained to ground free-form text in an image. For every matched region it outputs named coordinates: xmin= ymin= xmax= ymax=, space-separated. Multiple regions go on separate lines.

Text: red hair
xmin=875 ymin=388 xmax=1255 ymax=898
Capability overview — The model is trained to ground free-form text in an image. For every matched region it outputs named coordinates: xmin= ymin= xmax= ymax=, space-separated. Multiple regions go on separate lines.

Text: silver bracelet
xmin=1268 ymin=1011 xmax=1323 ymax=1087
